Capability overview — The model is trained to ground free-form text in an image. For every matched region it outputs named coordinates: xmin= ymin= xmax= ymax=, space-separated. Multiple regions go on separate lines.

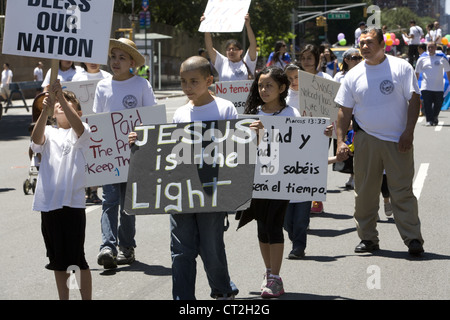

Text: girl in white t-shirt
xmin=202 ymin=14 xmax=258 ymax=81
xmin=285 ymin=63 xmax=300 ymax=109
xmin=300 ymin=44 xmax=333 ymax=80
xmin=239 ymin=66 xmax=295 ymax=299
xmin=41 ymin=60 xmax=79 ymax=89
xmin=31 ymin=79 xmax=92 ymax=300
xmin=72 ymin=63 xmax=112 ymax=81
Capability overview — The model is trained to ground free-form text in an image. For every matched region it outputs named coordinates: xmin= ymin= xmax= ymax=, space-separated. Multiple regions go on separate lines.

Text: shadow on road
xmin=0 ymin=114 xmax=32 ymax=141
xmin=95 ymin=260 xmax=171 ymax=277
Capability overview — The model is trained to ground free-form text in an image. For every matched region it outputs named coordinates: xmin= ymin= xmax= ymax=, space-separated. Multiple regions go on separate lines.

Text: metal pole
xmin=158 ymin=41 xmax=161 ymax=90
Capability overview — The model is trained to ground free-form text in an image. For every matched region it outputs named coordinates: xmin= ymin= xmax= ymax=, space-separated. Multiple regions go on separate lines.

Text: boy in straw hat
xmin=94 ymin=38 xmax=157 ymax=269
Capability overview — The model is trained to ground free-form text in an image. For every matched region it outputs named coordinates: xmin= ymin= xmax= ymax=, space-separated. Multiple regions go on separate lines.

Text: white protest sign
xmin=2 ymin=0 xmax=113 ymax=64
xmin=298 ymin=70 xmax=341 ymax=139
xmin=199 ymin=0 xmax=251 ymax=33
xmin=215 ymin=80 xmax=253 ymax=114
xmin=82 ymin=105 xmax=167 ymax=187
xmin=253 ymin=116 xmax=329 ymax=201
xmin=62 ymin=79 xmax=100 ymax=116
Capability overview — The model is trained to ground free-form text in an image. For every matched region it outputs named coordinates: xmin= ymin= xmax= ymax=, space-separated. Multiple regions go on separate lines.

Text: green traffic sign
xmin=327 ymin=11 xmax=350 ymax=19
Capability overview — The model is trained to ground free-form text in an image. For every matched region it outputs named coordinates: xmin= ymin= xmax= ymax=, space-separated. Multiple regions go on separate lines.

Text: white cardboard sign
xmin=2 ymin=0 xmax=113 ymax=64
xmin=199 ymin=0 xmax=251 ymax=33
xmin=82 ymin=105 xmax=167 ymax=187
xmin=215 ymin=80 xmax=253 ymax=114
xmin=62 ymin=79 xmax=100 ymax=116
xmin=252 ymin=116 xmax=329 ymax=201
xmin=298 ymin=70 xmax=341 ymax=139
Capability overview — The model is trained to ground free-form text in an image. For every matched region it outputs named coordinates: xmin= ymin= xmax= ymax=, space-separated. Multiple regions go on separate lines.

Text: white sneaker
xmin=261 ymin=276 xmax=285 ymax=298
xmin=345 ymin=176 xmax=354 ymax=189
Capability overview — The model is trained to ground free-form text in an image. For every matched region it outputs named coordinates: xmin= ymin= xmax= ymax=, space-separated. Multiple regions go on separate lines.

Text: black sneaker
xmin=408 ymin=239 xmax=424 ymax=256
xmin=117 ymin=246 xmax=135 ymax=265
xmin=355 ymin=240 xmax=379 ymax=253
xmin=97 ymin=247 xmax=117 ymax=269
xmin=288 ymin=248 xmax=305 ymax=259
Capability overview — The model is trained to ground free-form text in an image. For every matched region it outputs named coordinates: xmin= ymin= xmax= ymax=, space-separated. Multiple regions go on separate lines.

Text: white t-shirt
xmin=286 ymin=88 xmax=299 ymax=109
xmin=93 ymin=75 xmax=157 ymax=113
xmin=435 ymin=28 xmax=442 ymax=41
xmin=33 ymin=67 xmax=43 ymax=82
xmin=214 ymin=50 xmax=257 ymax=82
xmin=72 ymin=69 xmax=112 ymax=81
xmin=409 ymin=26 xmax=424 ymax=45
xmin=42 ymin=66 xmax=81 ymax=87
xmin=335 ymin=55 xmax=419 ymax=143
xmin=1 ymin=69 xmax=13 ymax=88
xmin=316 ymin=71 xmax=333 ymax=80
xmin=333 ymin=71 xmax=346 ymax=83
xmin=173 ymin=96 xmax=238 ymax=123
xmin=415 ymin=54 xmax=450 ymax=91
xmin=31 ymin=123 xmax=91 ymax=212
xmin=257 ymin=105 xmax=300 ymax=117
xmin=355 ymin=27 xmax=362 ymax=46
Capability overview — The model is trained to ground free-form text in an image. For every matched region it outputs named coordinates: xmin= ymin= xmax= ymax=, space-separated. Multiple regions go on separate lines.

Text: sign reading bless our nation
xmin=2 ymin=0 xmax=114 ymax=64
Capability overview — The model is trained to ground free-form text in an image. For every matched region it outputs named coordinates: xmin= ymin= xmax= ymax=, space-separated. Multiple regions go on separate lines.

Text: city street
xmin=1 ymin=94 xmax=450 ymax=303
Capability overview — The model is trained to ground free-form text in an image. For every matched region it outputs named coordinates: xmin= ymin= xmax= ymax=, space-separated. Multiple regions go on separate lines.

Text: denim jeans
xmin=284 ymin=201 xmax=312 ymax=251
xmin=170 ymin=212 xmax=238 ymax=300
xmin=100 ymin=182 xmax=136 ymax=255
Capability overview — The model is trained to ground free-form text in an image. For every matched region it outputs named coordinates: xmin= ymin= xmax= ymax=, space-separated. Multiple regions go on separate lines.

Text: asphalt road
xmin=1 ymin=96 xmax=450 ymax=304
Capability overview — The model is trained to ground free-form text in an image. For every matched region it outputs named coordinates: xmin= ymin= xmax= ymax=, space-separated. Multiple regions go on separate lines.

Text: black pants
xmin=408 ymin=45 xmax=419 ymax=67
xmin=421 ymin=90 xmax=444 ymax=124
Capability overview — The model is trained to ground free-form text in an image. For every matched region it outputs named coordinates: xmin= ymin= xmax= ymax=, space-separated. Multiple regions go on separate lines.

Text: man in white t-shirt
xmin=415 ymin=41 xmax=450 ymax=126
xmin=33 ymin=62 xmax=44 ymax=82
xmin=433 ymin=21 xmax=442 ymax=44
xmin=1 ymin=63 xmax=13 ymax=103
xmin=335 ymin=28 xmax=424 ymax=256
xmin=354 ymin=21 xmax=366 ymax=48
xmin=403 ymin=20 xmax=424 ymax=67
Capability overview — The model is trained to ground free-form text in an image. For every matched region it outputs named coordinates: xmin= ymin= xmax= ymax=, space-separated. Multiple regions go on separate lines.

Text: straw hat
xmin=109 ymin=38 xmax=145 ymax=68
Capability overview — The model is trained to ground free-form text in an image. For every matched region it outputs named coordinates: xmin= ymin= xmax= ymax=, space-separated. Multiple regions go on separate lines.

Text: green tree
xmin=114 ymin=0 xmax=297 ymax=58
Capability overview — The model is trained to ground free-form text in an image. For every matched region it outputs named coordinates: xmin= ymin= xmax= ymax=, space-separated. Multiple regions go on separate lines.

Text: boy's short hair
xmin=180 ymin=56 xmax=212 ymax=78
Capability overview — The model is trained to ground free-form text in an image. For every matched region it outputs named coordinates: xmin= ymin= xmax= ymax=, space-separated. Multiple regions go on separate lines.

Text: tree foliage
xmin=114 ymin=0 xmax=296 ymax=57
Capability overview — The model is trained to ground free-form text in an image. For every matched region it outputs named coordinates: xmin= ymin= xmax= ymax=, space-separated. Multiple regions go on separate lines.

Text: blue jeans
xmin=284 ymin=201 xmax=311 ymax=251
xmin=100 ymin=183 xmax=136 ymax=255
xmin=170 ymin=212 xmax=238 ymax=300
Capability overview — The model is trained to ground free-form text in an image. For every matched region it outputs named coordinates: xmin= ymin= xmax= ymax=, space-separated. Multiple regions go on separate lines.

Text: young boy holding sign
xmin=130 ymin=56 xmax=242 ymax=299
xmin=172 ymin=56 xmax=240 ymax=299
xmin=94 ymin=38 xmax=157 ymax=269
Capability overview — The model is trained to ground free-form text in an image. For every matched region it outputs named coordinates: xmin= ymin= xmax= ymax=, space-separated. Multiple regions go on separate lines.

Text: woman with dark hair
xmin=320 ymin=47 xmax=340 ymax=77
xmin=266 ymin=40 xmax=291 ymax=69
xmin=333 ymin=48 xmax=362 ymax=82
xmin=202 ymin=14 xmax=257 ymax=81
xmin=299 ymin=44 xmax=333 ymax=80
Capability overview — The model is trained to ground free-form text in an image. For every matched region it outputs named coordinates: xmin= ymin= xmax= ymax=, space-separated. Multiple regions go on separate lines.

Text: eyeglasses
xmin=226 ymin=47 xmax=241 ymax=52
xmin=350 ymin=56 xmax=363 ymax=61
